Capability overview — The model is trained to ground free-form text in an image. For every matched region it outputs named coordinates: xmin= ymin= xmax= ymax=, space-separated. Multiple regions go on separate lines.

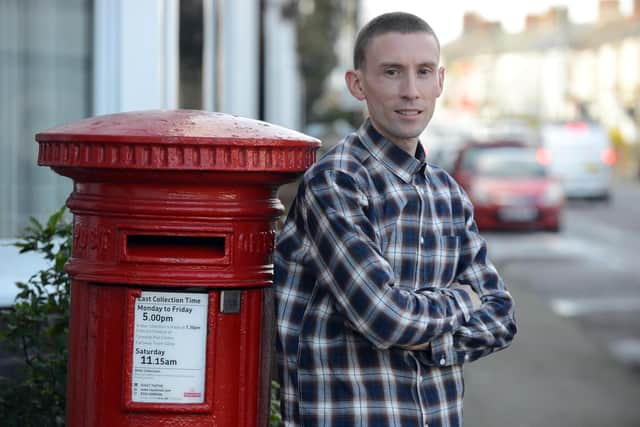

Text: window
xmin=0 ymin=0 xmax=93 ymax=238
xmin=179 ymin=0 xmax=204 ymax=109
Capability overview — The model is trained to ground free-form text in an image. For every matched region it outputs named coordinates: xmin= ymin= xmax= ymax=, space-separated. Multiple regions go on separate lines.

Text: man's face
xmin=346 ymin=32 xmax=444 ymax=147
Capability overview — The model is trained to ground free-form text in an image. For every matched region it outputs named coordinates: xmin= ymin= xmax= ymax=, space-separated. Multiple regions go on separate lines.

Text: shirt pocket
xmin=373 ymin=193 xmax=407 ymax=256
xmin=427 ymin=235 xmax=461 ymax=287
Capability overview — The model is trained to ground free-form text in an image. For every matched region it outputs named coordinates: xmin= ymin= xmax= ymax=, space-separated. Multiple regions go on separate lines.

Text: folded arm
xmin=302 ymin=170 xmax=478 ymax=350
xmin=418 ymin=195 xmax=517 ymax=366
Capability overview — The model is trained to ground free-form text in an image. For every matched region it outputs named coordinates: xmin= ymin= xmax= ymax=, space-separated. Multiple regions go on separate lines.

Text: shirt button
xmin=420 ymin=236 xmax=425 ymax=245
xmin=465 ymin=354 xmax=470 ymax=362
xmin=439 ymin=358 xmax=446 ymax=366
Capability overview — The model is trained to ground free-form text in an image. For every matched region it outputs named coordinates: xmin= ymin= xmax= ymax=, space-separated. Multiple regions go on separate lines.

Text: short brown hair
xmin=353 ymin=12 xmax=440 ymax=69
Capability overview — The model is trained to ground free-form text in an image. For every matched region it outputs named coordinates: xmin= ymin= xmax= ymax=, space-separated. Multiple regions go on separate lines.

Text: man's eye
xmin=385 ymin=69 xmax=399 ymax=77
xmin=419 ymin=68 xmax=432 ymax=76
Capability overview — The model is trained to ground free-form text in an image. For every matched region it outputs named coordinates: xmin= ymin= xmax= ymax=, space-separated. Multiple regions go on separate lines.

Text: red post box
xmin=35 ymin=110 xmax=319 ymax=426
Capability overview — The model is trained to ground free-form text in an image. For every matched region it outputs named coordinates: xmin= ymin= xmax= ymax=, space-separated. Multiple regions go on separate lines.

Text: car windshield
xmin=467 ymin=147 xmax=547 ymax=178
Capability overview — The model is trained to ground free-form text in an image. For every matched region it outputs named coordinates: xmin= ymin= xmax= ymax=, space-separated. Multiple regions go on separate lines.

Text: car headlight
xmin=471 ymin=181 xmax=492 ymax=205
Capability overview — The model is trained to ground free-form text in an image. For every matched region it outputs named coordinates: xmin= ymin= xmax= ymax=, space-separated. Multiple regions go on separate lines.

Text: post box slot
xmin=126 ymin=234 xmax=226 ymax=259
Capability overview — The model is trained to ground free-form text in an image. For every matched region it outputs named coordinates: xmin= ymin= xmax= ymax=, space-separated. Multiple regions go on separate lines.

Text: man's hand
xmin=404 ymin=341 xmax=431 ymax=351
xmin=450 ymin=282 xmax=482 ymax=311
xmin=402 ymin=283 xmax=482 ymax=352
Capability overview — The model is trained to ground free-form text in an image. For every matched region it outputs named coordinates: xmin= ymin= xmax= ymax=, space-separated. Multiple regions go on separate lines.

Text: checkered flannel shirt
xmin=275 ymin=119 xmax=517 ymax=426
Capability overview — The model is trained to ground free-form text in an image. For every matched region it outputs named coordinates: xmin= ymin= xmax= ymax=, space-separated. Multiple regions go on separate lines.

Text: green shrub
xmin=0 ymin=207 xmax=71 ymax=426
xmin=270 ymin=379 xmax=283 ymax=426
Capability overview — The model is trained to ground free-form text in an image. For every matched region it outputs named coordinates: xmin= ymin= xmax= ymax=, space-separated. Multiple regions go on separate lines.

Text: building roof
xmin=443 ymin=16 xmax=640 ymax=61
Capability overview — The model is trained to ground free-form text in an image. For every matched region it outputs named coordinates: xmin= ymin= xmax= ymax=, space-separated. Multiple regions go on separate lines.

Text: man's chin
xmin=397 ymin=125 xmax=428 ymax=140
xmin=371 ymin=119 xmax=428 ymax=142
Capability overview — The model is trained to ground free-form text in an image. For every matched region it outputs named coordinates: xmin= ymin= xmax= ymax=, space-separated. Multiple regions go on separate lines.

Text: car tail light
xmin=535 ymin=148 xmax=551 ymax=166
xmin=601 ymin=148 xmax=616 ymax=166
xmin=565 ymin=121 xmax=588 ymax=132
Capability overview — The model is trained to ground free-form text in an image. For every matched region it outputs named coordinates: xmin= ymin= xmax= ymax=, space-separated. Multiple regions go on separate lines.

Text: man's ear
xmin=345 ymin=69 xmax=366 ymax=101
xmin=436 ymin=66 xmax=445 ymax=97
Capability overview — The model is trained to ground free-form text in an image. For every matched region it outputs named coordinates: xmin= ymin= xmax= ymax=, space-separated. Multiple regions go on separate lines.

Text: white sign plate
xmin=131 ymin=291 xmax=208 ymax=403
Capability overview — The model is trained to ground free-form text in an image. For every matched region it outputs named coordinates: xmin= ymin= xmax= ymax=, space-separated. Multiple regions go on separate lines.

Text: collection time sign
xmin=131 ymin=291 xmax=208 ymax=403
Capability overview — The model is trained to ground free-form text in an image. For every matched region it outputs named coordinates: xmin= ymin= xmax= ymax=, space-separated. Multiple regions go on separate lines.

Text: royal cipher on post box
xmin=35 ymin=110 xmax=319 ymax=426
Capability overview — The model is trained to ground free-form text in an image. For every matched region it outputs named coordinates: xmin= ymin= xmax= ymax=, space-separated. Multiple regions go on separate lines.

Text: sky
xmin=362 ymin=0 xmax=635 ymax=44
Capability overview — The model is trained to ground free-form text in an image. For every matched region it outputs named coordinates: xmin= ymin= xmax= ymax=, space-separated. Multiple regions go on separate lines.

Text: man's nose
xmin=400 ymin=74 xmax=420 ymax=99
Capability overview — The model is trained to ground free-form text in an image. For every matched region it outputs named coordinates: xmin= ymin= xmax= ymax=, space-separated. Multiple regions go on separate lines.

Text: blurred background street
xmin=465 ymin=177 xmax=640 ymax=426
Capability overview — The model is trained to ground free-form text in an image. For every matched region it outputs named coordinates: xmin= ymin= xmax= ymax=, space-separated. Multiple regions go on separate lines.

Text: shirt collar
xmin=357 ymin=119 xmax=427 ymax=183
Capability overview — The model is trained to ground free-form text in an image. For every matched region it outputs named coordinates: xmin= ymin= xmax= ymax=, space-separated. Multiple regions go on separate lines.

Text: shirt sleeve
xmin=421 ymin=193 xmax=517 ymax=366
xmin=301 ymin=169 xmax=478 ymax=350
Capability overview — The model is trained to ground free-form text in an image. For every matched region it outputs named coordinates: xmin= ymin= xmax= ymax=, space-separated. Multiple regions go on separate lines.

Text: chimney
xmin=599 ymin=0 xmax=621 ymax=22
xmin=463 ymin=12 xmax=483 ymax=34
xmin=462 ymin=11 xmax=502 ymax=35
xmin=548 ymin=6 xmax=569 ymax=25
xmin=525 ymin=7 xmax=568 ymax=31
xmin=525 ymin=14 xmax=540 ymax=31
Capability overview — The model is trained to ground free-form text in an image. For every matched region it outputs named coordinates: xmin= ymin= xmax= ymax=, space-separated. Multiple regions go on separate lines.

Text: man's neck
xmin=392 ymin=139 xmax=419 ymax=157
xmin=369 ymin=122 xmax=419 ymax=156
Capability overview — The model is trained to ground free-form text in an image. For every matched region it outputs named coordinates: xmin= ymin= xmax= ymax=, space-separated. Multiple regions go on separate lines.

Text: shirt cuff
xmin=430 ymin=332 xmax=453 ymax=366
xmin=419 ymin=332 xmax=469 ymax=366
xmin=445 ymin=287 xmax=475 ymax=323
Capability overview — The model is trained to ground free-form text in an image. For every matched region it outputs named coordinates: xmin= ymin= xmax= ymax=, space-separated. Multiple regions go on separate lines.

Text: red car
xmin=452 ymin=142 xmax=564 ymax=232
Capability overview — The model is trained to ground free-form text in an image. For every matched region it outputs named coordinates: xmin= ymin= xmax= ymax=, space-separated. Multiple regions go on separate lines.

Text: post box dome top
xmin=36 ymin=110 xmax=320 ymax=145
xmin=36 ymin=110 xmax=321 ymax=173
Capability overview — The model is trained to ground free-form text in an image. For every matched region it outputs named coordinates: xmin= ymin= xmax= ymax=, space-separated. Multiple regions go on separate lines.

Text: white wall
xmin=219 ymin=0 xmax=260 ymax=118
xmin=264 ymin=0 xmax=302 ymax=129
xmin=93 ymin=0 xmax=179 ymax=114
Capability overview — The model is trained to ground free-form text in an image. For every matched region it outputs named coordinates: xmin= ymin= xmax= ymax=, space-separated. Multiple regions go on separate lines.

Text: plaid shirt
xmin=275 ymin=119 xmax=517 ymax=427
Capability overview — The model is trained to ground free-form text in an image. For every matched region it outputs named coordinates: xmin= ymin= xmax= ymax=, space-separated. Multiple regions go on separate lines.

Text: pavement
xmin=463 ymin=261 xmax=640 ymax=427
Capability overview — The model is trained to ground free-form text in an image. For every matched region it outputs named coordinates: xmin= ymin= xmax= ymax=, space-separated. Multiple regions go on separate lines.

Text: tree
xmin=296 ymin=0 xmax=355 ymax=123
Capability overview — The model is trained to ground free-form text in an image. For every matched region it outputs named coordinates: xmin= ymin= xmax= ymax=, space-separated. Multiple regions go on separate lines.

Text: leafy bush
xmin=0 ymin=207 xmax=71 ymax=426
xmin=270 ymin=379 xmax=283 ymax=426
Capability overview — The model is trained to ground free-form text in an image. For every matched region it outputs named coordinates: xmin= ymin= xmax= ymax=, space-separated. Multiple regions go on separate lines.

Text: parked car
xmin=452 ymin=142 xmax=564 ymax=232
xmin=540 ymin=121 xmax=615 ymax=200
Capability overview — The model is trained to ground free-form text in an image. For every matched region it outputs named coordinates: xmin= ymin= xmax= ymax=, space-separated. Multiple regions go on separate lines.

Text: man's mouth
xmin=395 ymin=109 xmax=422 ymax=116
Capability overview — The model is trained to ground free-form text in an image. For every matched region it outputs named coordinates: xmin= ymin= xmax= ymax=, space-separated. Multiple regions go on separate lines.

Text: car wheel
xmin=546 ymin=222 xmax=561 ymax=233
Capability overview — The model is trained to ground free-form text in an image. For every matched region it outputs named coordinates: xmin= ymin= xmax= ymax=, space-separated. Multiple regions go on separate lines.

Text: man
xmin=275 ymin=11 xmax=516 ymax=427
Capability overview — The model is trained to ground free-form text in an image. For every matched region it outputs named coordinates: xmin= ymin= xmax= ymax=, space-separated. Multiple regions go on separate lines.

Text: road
xmin=465 ymin=178 xmax=640 ymax=426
